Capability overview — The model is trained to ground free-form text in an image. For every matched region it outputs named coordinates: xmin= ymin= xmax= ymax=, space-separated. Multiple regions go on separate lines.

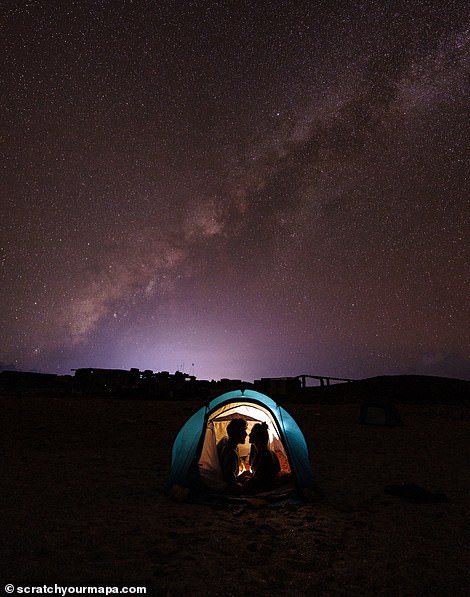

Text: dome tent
xmin=358 ymin=398 xmax=403 ymax=426
xmin=166 ymin=389 xmax=314 ymax=501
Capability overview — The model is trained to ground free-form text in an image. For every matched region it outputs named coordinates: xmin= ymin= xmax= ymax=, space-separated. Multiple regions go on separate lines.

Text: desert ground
xmin=1 ymin=390 xmax=469 ymax=596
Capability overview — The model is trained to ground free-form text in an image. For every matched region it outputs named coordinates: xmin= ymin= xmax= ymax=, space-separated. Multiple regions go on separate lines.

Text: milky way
xmin=2 ymin=1 xmax=469 ymax=381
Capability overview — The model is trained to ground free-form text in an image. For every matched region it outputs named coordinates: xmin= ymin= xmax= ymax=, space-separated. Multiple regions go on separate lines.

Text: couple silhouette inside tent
xmin=216 ymin=418 xmax=281 ymax=495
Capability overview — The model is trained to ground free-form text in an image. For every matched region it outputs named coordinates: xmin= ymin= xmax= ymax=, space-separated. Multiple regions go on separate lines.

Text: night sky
xmin=2 ymin=1 xmax=469 ymax=381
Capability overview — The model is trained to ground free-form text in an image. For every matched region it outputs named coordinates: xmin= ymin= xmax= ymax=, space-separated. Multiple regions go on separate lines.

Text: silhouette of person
xmin=244 ymin=422 xmax=280 ymax=493
xmin=216 ymin=418 xmax=247 ymax=494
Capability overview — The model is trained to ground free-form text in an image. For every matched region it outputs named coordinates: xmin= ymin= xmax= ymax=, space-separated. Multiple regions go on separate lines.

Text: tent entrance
xmin=198 ymin=401 xmax=291 ymax=492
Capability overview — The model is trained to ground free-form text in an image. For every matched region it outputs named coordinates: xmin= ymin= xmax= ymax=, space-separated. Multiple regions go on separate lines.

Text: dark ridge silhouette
xmin=0 ymin=368 xmax=468 ymax=404
xmin=288 ymin=375 xmax=470 ymax=405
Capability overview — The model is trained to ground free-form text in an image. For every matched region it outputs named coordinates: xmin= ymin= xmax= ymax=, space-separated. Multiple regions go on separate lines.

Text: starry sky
xmin=2 ymin=1 xmax=469 ymax=381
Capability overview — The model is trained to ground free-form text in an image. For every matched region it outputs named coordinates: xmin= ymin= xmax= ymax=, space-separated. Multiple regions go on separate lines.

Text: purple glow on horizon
xmin=2 ymin=2 xmax=469 ymax=381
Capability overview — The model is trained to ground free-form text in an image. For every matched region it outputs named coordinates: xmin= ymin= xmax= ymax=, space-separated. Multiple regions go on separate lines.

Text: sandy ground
xmin=1 ymin=393 xmax=469 ymax=596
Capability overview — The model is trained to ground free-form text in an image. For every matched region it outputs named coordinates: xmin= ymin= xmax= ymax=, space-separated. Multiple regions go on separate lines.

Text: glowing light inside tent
xmin=198 ymin=400 xmax=291 ymax=491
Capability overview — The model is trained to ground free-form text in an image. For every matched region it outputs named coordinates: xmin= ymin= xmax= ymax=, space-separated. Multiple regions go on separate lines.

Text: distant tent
xmin=166 ymin=389 xmax=314 ymax=501
xmin=358 ymin=398 xmax=403 ymax=427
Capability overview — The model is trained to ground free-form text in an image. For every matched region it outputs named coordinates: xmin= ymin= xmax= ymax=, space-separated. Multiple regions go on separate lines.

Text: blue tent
xmin=166 ymin=388 xmax=314 ymax=501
